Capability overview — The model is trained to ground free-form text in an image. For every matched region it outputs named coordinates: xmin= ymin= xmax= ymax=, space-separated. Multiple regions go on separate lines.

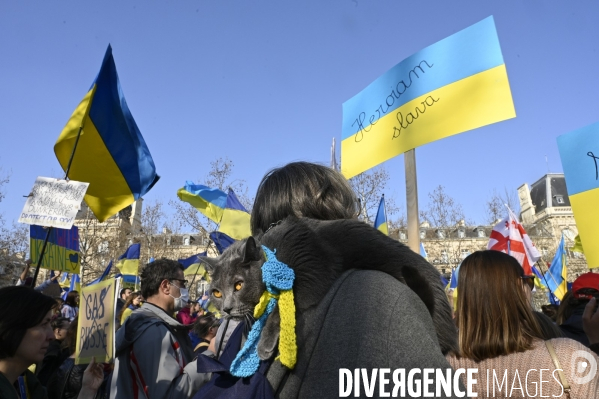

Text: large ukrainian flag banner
xmin=341 ymin=16 xmax=515 ymax=178
xmin=30 ymin=225 xmax=80 ymax=273
xmin=557 ymin=121 xmax=599 ymax=269
xmin=54 ymin=45 xmax=159 ymax=222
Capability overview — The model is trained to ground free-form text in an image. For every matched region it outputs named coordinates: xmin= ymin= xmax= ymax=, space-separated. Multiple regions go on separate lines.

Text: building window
xmin=436 ymin=230 xmax=445 ymax=239
xmin=399 ymin=231 xmax=406 ymax=240
xmin=98 ymin=241 xmax=109 ymax=254
xmin=542 ymin=247 xmax=548 ymax=257
xmin=184 ymin=236 xmax=190 ymax=246
xmin=461 ymin=249 xmax=469 ymax=259
xmin=420 ymin=230 xmax=426 ymax=240
xmin=441 ymin=250 xmax=449 ymax=264
xmin=477 ymin=229 xmax=485 ymax=238
xmin=457 ymin=229 xmax=465 ymax=239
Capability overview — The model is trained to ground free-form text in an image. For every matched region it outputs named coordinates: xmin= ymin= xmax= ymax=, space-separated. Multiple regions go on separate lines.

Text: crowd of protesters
xmin=1 ymin=162 xmax=599 ymax=398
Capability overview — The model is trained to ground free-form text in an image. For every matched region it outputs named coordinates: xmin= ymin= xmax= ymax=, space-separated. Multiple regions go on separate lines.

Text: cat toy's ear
xmin=242 ymin=236 xmax=263 ymax=264
xmin=258 ymin=304 xmax=280 ymax=361
xmin=199 ymin=256 xmax=216 ymax=276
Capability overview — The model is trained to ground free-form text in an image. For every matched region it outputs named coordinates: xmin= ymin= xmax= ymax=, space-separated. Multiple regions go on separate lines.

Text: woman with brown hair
xmin=447 ymin=250 xmax=598 ymax=397
xmin=118 ymin=292 xmax=141 ymax=326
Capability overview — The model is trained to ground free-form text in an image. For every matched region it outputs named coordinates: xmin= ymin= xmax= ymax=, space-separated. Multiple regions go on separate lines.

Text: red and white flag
xmin=487 ymin=206 xmax=541 ymax=275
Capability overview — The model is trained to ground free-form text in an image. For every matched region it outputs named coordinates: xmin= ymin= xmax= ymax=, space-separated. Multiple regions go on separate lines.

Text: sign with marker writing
xmin=19 ymin=177 xmax=89 ymax=229
xmin=30 ymin=225 xmax=80 ymax=273
xmin=341 ymin=16 xmax=516 ymax=178
xmin=557 ymin=121 xmax=599 ymax=268
xmin=75 ymin=278 xmax=118 ymax=364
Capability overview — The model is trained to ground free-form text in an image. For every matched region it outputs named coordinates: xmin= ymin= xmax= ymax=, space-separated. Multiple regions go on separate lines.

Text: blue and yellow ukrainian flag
xmin=179 ymin=252 xmax=209 ymax=278
xmin=30 ymin=225 xmax=80 ymax=273
xmin=341 ymin=16 xmax=515 ymax=178
xmin=115 ymin=243 xmax=140 ymax=276
xmin=54 ymin=45 xmax=159 ymax=222
xmin=218 ymin=189 xmax=251 ymax=240
xmin=177 ymin=181 xmax=228 ymax=223
xmin=544 ymin=235 xmax=568 ymax=300
xmin=557 ymin=122 xmax=599 ymax=268
xmin=61 ymin=274 xmax=81 ymax=300
xmin=374 ymin=195 xmax=388 ymax=235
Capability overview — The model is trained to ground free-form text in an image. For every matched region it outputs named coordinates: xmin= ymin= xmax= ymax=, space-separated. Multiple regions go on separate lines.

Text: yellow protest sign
xmin=557 ymin=121 xmax=599 ymax=268
xmin=341 ymin=16 xmax=515 ymax=178
xmin=75 ymin=278 xmax=117 ymax=364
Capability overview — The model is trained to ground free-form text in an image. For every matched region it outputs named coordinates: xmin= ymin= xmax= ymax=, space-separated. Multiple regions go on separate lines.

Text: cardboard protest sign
xmin=75 ymin=278 xmax=118 ymax=364
xmin=30 ymin=225 xmax=80 ymax=273
xmin=341 ymin=16 xmax=516 ymax=178
xmin=19 ymin=177 xmax=88 ymax=229
xmin=557 ymin=121 xmax=599 ymax=268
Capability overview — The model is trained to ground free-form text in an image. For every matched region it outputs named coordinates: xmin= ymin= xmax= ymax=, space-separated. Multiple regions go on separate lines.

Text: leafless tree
xmin=349 ymin=165 xmax=404 ymax=227
xmin=485 ymin=187 xmax=520 ymax=224
xmin=420 ymin=185 xmax=469 ymax=269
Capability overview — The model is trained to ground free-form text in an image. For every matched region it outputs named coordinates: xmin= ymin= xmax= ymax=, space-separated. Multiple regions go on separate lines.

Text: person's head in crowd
xmin=193 ymin=302 xmax=204 ymax=316
xmin=118 ymin=292 xmax=141 ymax=322
xmin=572 ymin=272 xmax=599 ymax=301
xmin=65 ymin=290 xmax=79 ymax=308
xmin=140 ymin=258 xmax=187 ymax=314
xmin=556 ymin=273 xmax=599 ymax=326
xmin=192 ymin=314 xmax=220 ymax=340
xmin=120 ymin=287 xmax=132 ymax=301
xmin=456 ymin=250 xmax=543 ymax=361
xmin=541 ymin=304 xmax=559 ymax=322
xmin=62 ymin=318 xmax=79 ymax=355
xmin=51 ymin=317 xmax=70 ymax=341
xmin=250 ymin=162 xmax=359 ymax=235
xmin=0 ymin=286 xmax=56 ymax=383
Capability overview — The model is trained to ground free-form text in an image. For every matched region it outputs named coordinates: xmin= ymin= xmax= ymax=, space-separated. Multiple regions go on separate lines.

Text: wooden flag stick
xmin=405 ymin=149 xmax=421 ymax=253
xmin=30 ymin=125 xmax=84 ymax=288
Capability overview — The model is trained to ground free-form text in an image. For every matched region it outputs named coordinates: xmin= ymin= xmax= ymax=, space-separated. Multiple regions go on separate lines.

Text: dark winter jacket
xmin=560 ymin=303 xmax=591 ymax=347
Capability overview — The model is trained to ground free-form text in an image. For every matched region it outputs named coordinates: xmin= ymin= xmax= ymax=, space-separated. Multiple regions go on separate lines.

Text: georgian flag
xmin=487 ymin=206 xmax=541 ymax=275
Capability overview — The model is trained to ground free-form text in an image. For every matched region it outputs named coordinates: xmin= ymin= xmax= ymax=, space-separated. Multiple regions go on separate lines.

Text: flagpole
xmin=30 ymin=126 xmax=84 ymax=288
xmin=405 ymin=149 xmax=420 ymax=253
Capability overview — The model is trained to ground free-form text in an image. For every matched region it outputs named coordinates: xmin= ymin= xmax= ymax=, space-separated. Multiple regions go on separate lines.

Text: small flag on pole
xmin=374 ymin=195 xmax=388 ymax=235
xmin=543 ymin=235 xmax=568 ymax=300
xmin=487 ymin=206 xmax=540 ymax=275
xmin=115 ymin=243 xmax=140 ymax=276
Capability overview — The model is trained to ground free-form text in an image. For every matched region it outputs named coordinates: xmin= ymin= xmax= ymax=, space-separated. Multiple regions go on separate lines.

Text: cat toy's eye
xmin=212 ymin=289 xmax=222 ymax=298
xmin=235 ymin=282 xmax=243 ymax=291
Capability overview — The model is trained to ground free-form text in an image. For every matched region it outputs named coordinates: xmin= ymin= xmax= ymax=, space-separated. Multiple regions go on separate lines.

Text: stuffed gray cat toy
xmin=201 ymin=216 xmax=458 ymax=357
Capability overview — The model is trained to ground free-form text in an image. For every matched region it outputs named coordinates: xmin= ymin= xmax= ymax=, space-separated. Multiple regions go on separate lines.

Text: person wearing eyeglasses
xmin=109 ymin=258 xmax=210 ymax=398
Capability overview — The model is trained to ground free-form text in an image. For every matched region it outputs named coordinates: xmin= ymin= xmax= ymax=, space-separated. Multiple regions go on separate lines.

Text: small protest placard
xmin=19 ymin=177 xmax=89 ymax=229
xmin=30 ymin=225 xmax=80 ymax=273
xmin=75 ymin=278 xmax=118 ymax=364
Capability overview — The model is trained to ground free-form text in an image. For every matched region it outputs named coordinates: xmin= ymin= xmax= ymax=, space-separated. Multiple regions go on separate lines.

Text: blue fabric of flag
xmin=449 ymin=265 xmax=460 ymax=289
xmin=122 ymin=275 xmax=140 ymax=284
xmin=210 ymin=231 xmax=236 ymax=254
xmin=87 ymin=261 xmax=113 ymax=286
xmin=179 ymin=253 xmax=207 ymax=269
xmin=419 ymin=242 xmax=428 ymax=259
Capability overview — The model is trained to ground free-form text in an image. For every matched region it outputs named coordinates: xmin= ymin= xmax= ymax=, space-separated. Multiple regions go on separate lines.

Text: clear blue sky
xmin=1 ymin=1 xmax=598 ymax=226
